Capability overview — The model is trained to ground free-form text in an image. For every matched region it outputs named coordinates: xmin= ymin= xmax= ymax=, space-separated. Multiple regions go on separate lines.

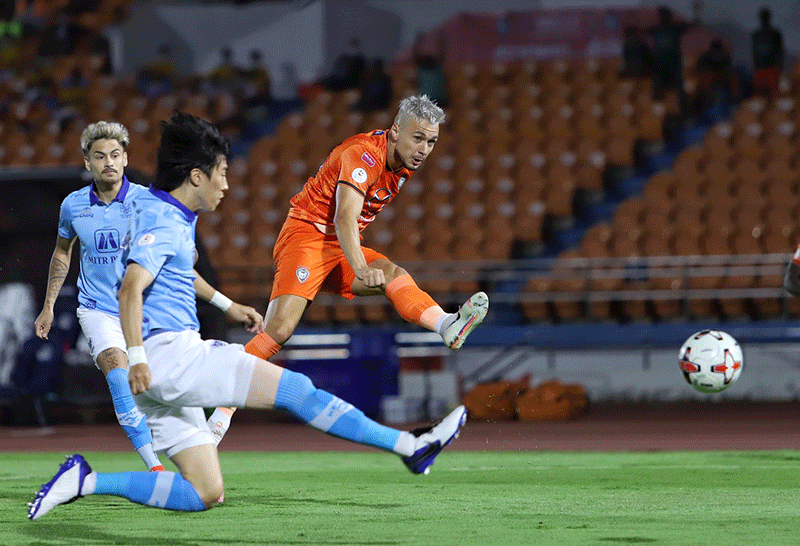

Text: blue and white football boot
xmin=28 ymin=454 xmax=92 ymax=520
xmin=402 ymin=405 xmax=467 ymax=475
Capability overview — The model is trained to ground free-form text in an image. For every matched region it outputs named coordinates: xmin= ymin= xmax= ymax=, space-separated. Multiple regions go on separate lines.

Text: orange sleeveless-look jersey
xmin=288 ymin=129 xmax=413 ymax=231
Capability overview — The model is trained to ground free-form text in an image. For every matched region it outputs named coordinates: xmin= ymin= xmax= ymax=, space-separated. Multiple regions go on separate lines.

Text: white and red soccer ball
xmin=679 ymin=330 xmax=743 ymax=393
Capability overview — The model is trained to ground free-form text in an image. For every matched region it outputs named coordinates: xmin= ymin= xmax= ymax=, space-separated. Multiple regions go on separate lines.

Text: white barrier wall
xmin=450 ymin=343 xmax=800 ymax=401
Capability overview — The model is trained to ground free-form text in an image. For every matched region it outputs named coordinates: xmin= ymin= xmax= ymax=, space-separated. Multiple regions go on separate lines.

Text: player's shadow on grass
xmin=256 ymin=494 xmax=403 ymax=509
xmin=599 ymin=538 xmax=657 ymax=544
xmin=24 ymin=523 xmax=402 ymax=545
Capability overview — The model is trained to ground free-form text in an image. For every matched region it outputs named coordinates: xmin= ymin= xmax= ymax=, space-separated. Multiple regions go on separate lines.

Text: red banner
xmin=399 ymin=8 xmax=725 ymax=65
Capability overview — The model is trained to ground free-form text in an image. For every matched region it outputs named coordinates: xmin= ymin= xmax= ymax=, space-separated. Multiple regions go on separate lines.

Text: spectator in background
xmin=695 ymin=39 xmax=736 ymax=121
xmin=38 ymin=12 xmax=82 ymax=57
xmin=647 ymin=6 xmax=694 ymax=102
xmin=240 ymin=49 xmax=272 ymax=105
xmin=276 ymin=61 xmax=299 ymax=99
xmin=137 ymin=43 xmax=176 ymax=98
xmin=57 ymin=66 xmax=88 ymax=112
xmin=752 ymin=6 xmax=784 ymax=99
xmin=353 ymin=59 xmax=392 ymax=112
xmin=618 ymin=26 xmax=651 ymax=79
xmin=208 ymin=47 xmax=239 ymax=95
xmin=319 ymin=37 xmax=366 ymax=91
xmin=413 ymin=32 xmax=449 ymax=109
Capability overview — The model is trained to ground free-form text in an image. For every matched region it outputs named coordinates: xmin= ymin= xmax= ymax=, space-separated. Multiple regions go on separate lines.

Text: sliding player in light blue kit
xmin=33 ymin=121 xmax=259 ymax=475
xmin=27 ymin=112 xmax=466 ymax=519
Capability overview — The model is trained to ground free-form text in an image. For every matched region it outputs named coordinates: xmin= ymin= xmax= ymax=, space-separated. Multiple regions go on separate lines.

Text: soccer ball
xmin=679 ymin=330 xmax=743 ymax=393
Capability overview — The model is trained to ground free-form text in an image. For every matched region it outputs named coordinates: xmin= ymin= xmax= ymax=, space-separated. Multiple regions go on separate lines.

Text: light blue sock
xmin=274 ymin=369 xmax=401 ymax=452
xmin=106 ymin=368 xmax=152 ymax=450
xmin=92 ymin=471 xmax=206 ymax=511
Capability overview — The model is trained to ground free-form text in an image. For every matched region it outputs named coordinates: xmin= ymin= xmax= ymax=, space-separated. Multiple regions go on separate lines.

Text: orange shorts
xmin=270 ymin=216 xmax=388 ymax=301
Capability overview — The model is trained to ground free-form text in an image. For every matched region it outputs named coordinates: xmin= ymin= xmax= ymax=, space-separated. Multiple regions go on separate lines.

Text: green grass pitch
xmin=2 ymin=450 xmax=799 ymax=546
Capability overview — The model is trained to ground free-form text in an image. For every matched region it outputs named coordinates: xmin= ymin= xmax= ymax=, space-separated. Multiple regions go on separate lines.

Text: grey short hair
xmin=80 ymin=121 xmax=130 ymax=156
xmin=394 ymin=94 xmax=446 ymax=127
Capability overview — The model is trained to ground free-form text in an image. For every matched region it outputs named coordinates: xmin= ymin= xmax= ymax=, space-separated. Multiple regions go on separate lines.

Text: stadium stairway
xmin=491 ymin=111 xmax=728 ymax=326
xmin=546 ymin=118 xmax=712 ymax=259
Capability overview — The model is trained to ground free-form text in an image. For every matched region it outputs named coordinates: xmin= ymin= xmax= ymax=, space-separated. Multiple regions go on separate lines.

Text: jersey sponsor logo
xmin=120 ymin=203 xmax=132 ymax=216
xmin=361 ymin=151 xmax=376 ymax=167
xmin=352 ymin=167 xmax=368 ymax=184
xmin=398 ymin=176 xmax=406 ymax=189
xmin=137 ymin=233 xmax=156 ymax=246
xmin=94 ymin=229 xmax=120 ymax=253
xmin=87 ymin=255 xmax=117 ymax=265
xmin=296 ymin=266 xmax=310 ymax=283
xmin=79 ymin=207 xmax=94 ymax=218
xmin=360 ymin=187 xmax=393 ymax=222
xmin=85 ymin=299 xmax=97 ymax=309
xmin=372 ymin=130 xmax=385 ymax=135
xmin=211 ymin=340 xmax=227 ymax=348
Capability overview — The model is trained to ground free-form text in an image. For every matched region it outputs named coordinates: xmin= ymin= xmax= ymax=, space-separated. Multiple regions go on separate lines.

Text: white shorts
xmin=138 ymin=330 xmax=257 ymax=457
xmin=76 ymin=307 xmax=126 ymax=365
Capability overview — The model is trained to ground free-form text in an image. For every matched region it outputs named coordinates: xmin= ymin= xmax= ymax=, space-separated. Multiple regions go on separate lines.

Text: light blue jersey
xmin=119 ymin=187 xmax=199 ymax=338
xmin=58 ymin=177 xmax=148 ymax=315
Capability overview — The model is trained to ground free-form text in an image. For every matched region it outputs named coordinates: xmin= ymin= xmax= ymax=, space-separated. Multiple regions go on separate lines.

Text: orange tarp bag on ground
xmin=462 ymin=378 xmax=528 ymax=420
xmin=515 ymin=380 xmax=587 ymax=421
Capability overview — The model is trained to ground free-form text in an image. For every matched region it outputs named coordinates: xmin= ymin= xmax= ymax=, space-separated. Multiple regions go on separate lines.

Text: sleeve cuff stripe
xmin=338 ymin=181 xmax=365 ymax=197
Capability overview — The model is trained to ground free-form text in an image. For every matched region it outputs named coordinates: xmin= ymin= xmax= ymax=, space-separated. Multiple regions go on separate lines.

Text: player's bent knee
xmin=97 ymin=347 xmax=127 ymax=375
xmin=386 ymin=264 xmax=407 ymax=282
xmin=193 ymin=477 xmax=224 ymax=509
xmin=268 ymin=324 xmax=294 ymax=346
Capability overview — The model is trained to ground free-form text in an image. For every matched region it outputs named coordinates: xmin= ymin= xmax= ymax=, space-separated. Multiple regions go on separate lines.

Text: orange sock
xmin=245 ymin=332 xmax=282 ymax=360
xmin=385 ymin=274 xmax=445 ymax=331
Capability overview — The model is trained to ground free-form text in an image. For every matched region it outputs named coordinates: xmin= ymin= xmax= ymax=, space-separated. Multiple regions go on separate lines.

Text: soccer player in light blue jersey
xmin=28 ymin=112 xmax=466 ymax=519
xmin=33 ymin=121 xmax=260 ymax=475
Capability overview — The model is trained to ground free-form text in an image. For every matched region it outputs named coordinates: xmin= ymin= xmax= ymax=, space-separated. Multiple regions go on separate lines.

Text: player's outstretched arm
xmin=192 ymin=270 xmax=264 ymax=332
xmin=118 ymin=262 xmax=154 ymax=394
xmin=334 ymin=184 xmax=384 ymax=287
xmin=35 ymin=236 xmax=76 ymax=339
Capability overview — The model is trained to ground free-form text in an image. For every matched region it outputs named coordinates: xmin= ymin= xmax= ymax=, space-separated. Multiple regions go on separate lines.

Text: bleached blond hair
xmin=80 ymin=121 xmax=130 ymax=156
xmin=394 ymin=94 xmax=446 ymax=127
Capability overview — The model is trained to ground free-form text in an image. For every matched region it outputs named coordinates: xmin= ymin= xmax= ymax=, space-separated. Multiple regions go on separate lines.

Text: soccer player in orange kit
xmin=245 ymin=94 xmax=488 ymax=362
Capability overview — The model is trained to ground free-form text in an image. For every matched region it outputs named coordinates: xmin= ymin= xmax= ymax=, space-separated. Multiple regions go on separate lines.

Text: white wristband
xmin=127 ymin=345 xmax=147 ymax=365
xmin=209 ymin=291 xmax=233 ymax=312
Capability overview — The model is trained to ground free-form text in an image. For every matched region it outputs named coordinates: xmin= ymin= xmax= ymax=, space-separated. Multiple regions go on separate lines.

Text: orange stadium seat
xmin=704 ymin=122 xmax=734 ymax=162
xmin=686 ymin=261 xmax=722 ymax=319
xmin=521 ymin=274 xmax=552 ymax=323
xmin=733 ymin=97 xmax=765 ymax=129
xmin=360 ymin=303 xmax=389 ymax=323
xmin=718 ymin=257 xmax=758 ymax=319
xmin=514 ymin=199 xmax=546 ymax=245
xmin=331 ymin=302 xmax=360 ymax=324
xmin=734 ymin=123 xmax=766 ymax=162
xmin=641 ymin=227 xmax=671 ymax=256
xmin=702 ymin=157 xmax=737 ymax=189
xmin=605 ymin=135 xmax=635 ymax=167
xmin=543 ymin=177 xmax=574 ymax=220
xmin=636 ymin=102 xmax=666 ymax=142
xmin=549 ymin=249 xmax=587 ymax=321
xmin=671 ymin=230 xmax=703 ymax=256
xmin=649 ymin=261 xmax=684 ymax=320
xmin=764 ymin=101 xmax=794 ymax=131
xmin=302 ymin=301 xmax=330 ymax=325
